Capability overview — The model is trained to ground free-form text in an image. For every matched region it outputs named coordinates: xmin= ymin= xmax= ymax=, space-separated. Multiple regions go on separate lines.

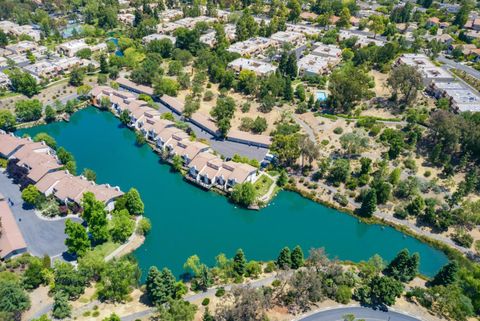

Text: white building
xmin=0 ymin=72 xmax=10 ymax=89
xmin=0 ymin=21 xmax=41 ymax=41
xmin=397 ymin=54 xmax=454 ymax=84
xmin=270 ymin=31 xmax=306 ymax=47
xmin=142 ymin=33 xmax=176 ymax=45
xmin=298 ymin=54 xmax=334 ymax=76
xmin=57 ymin=39 xmax=107 ymax=57
xmin=429 ymin=81 xmax=480 ymax=112
xmin=228 ymin=58 xmax=277 ymax=76
xmin=311 ymin=43 xmax=342 ymax=59
xmin=5 ymin=41 xmax=45 ymax=55
xmin=286 ymin=23 xmax=320 ymax=36
xmin=118 ymin=13 xmax=135 ymax=25
xmin=227 ymin=37 xmax=277 ymax=57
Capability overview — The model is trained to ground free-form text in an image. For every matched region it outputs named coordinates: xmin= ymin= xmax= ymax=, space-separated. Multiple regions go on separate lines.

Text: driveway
xmin=298 ymin=306 xmax=421 ymax=321
xmin=0 ymin=170 xmax=82 ymax=258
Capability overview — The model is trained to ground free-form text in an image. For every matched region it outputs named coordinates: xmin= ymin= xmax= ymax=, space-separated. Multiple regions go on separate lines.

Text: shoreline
xmin=17 ymin=106 xmax=471 ymax=269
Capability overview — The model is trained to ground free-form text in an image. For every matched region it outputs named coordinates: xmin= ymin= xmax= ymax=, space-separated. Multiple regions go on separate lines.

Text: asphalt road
xmin=438 ymin=55 xmax=480 ymax=79
xmin=0 ymin=170 xmax=82 ymax=258
xmin=298 ymin=307 xmax=421 ymax=321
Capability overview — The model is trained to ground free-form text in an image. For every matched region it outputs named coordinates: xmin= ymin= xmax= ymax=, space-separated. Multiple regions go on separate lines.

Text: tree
xmin=328 ymin=63 xmax=373 ymax=113
xmin=125 ymin=188 xmax=144 ymax=215
xmin=287 ymin=0 xmax=301 ymax=21
xmin=81 ymin=192 xmax=108 ymax=244
xmin=295 ymin=83 xmax=305 ymax=101
xmin=279 ymin=52 xmax=298 ymax=79
xmin=82 ymin=168 xmax=96 ymax=182
xmin=52 ymin=291 xmax=71 ymax=319
xmin=271 ymin=134 xmax=301 ymax=167
xmin=157 ymin=299 xmax=197 ymax=321
xmin=237 ymin=70 xmax=257 ymax=95
xmin=44 ymin=105 xmax=56 ymax=123
xmin=34 ymin=133 xmax=56 ymax=149
xmin=15 ymin=99 xmax=43 ymax=122
xmin=53 ymin=261 xmax=87 ymax=299
xmin=0 ymin=110 xmax=16 ymax=131
xmin=277 ymin=247 xmax=292 ymax=269
xmin=64 ymin=219 xmax=90 ymax=257
xmin=9 ymin=69 xmax=39 ymax=97
xmin=100 ymin=54 xmax=109 ymax=74
xmin=211 ymin=96 xmax=236 ymax=136
xmin=340 ymin=131 xmax=369 ymax=156
xmin=384 ymin=249 xmax=419 ymax=282
xmin=146 ymin=266 xmax=177 ymax=305
xmin=291 ymin=245 xmax=304 ymax=269
xmin=22 ymin=258 xmax=44 ymax=290
xmin=99 ymin=259 xmax=139 ymax=303
xmin=328 ymin=159 xmax=351 ymax=185
xmin=154 ymin=77 xmax=179 ymax=96
xmin=102 ymin=313 xmax=121 ymax=321
xmin=110 ymin=209 xmax=135 ymax=243
xmin=430 ymin=262 xmax=458 ymax=287
xmin=69 ymin=67 xmax=84 ymax=86
xmin=230 ymin=182 xmax=256 ymax=207
xmin=183 ymin=255 xmax=202 ymax=277
xmin=359 ymin=189 xmax=377 ymax=217
xmin=233 ymin=249 xmax=246 ymax=276
xmin=367 ymin=275 xmax=404 ymax=306
xmin=0 ymin=279 xmax=31 ymax=321
xmin=148 ymin=39 xmax=174 ymax=58
xmin=369 ymin=15 xmax=385 ymax=38
xmin=0 ymin=30 xmax=7 ymax=47
xmin=21 ymin=184 xmax=42 ymax=207
xmin=387 ymin=64 xmax=423 ymax=106
xmin=299 ymin=135 xmax=319 ymax=167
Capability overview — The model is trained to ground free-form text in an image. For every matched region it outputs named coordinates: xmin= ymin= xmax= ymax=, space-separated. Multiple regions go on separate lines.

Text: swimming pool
xmin=316 ymin=91 xmax=328 ymax=102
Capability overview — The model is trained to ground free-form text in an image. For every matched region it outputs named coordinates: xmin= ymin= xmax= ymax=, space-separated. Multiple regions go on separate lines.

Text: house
xmin=155 ymin=126 xmax=189 ymax=151
xmin=188 ymin=152 xmax=222 ymax=187
xmin=142 ymin=33 xmax=176 ymax=45
xmin=465 ymin=18 xmax=480 ymax=31
xmin=5 ymin=139 xmax=62 ymax=188
xmin=435 ymin=33 xmax=454 ymax=45
xmin=297 ymin=54 xmax=334 ymax=76
xmin=286 ymin=24 xmax=320 ymax=36
xmin=227 ymin=37 xmax=277 ymax=57
xmin=57 ymin=39 xmax=107 ymax=57
xmin=170 ymin=139 xmax=210 ymax=164
xmin=0 ymin=131 xmax=32 ymax=158
xmin=428 ymin=81 xmax=480 ymax=112
xmin=157 ymin=22 xmax=183 ymax=34
xmin=0 ymin=21 xmax=41 ymax=41
xmin=36 ymin=171 xmax=123 ymax=211
xmin=159 ymin=9 xmax=183 ymax=22
xmin=143 ymin=119 xmax=175 ymax=141
xmin=5 ymin=41 xmax=42 ymax=55
xmin=311 ymin=43 xmax=342 ymax=59
xmin=0 ymin=193 xmax=27 ymax=259
xmin=118 ymin=13 xmax=135 ymax=25
xmin=270 ymin=31 xmax=307 ymax=48
xmin=426 ymin=17 xmax=440 ymax=28
xmin=228 ymin=58 xmax=277 ymax=76
xmin=300 ymin=12 xmax=318 ymax=21
xmin=396 ymin=54 xmax=454 ymax=84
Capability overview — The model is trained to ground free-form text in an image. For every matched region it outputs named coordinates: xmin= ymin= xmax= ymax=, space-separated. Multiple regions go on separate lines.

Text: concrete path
xmin=0 ymin=170 xmax=82 ymax=258
xmin=296 ymin=306 xmax=421 ymax=321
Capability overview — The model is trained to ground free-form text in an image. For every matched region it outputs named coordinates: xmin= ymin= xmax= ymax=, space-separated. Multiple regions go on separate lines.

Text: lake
xmin=18 ymin=107 xmax=448 ymax=277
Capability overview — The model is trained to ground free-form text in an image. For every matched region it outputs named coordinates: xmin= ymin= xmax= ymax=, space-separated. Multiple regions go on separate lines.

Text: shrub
xmin=333 ymin=193 xmax=348 ymax=206
xmin=452 ymin=230 xmax=473 ymax=248
xmin=201 ymin=298 xmax=210 ymax=306
xmin=424 ymin=170 xmax=431 ymax=177
xmin=215 ymin=287 xmax=225 ymax=297
xmin=263 ymin=261 xmax=276 ymax=273
xmin=333 ymin=127 xmax=343 ymax=134
xmin=271 ymin=280 xmax=281 ymax=287
xmin=136 ymin=217 xmax=152 ymax=235
xmin=335 ymin=285 xmax=352 ymax=304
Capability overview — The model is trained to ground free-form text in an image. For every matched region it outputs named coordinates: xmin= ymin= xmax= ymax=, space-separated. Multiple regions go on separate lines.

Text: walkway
xmin=297 ymin=306 xmax=421 ymax=321
xmin=0 ymin=170 xmax=82 ymax=258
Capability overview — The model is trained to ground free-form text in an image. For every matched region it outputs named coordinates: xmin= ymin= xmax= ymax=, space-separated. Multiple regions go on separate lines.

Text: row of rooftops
xmin=0 ymin=193 xmax=27 ymax=260
xmin=397 ymin=54 xmax=454 ymax=83
xmin=0 ymin=20 xmax=41 ymax=41
xmin=90 ymin=85 xmax=260 ymax=189
xmin=0 ymin=131 xmax=123 ymax=207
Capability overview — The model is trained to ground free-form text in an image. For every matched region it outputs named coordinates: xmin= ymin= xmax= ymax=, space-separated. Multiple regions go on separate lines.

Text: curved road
xmin=298 ymin=307 xmax=421 ymax=321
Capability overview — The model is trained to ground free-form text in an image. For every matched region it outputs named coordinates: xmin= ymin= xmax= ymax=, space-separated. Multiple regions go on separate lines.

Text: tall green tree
xmin=64 ymin=219 xmax=90 ymax=257
xmin=291 ymin=245 xmax=304 ymax=269
xmin=384 ymin=249 xmax=420 ymax=282
xmin=430 ymin=262 xmax=458 ymax=287
xmin=125 ymin=188 xmax=145 ymax=215
xmin=52 ymin=291 xmax=71 ymax=319
xmin=0 ymin=279 xmax=31 ymax=321
xmin=276 ymin=247 xmax=292 ymax=269
xmin=359 ymin=189 xmax=377 ymax=217
xmin=233 ymin=249 xmax=247 ymax=276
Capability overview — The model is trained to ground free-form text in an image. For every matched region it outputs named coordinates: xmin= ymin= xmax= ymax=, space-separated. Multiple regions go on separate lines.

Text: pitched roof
xmin=0 ymin=195 xmax=27 ymax=259
xmin=0 ymin=132 xmax=31 ymax=158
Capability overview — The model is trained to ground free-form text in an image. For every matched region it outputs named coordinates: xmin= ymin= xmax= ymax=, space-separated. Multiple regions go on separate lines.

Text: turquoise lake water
xmin=18 ymin=107 xmax=448 ymax=277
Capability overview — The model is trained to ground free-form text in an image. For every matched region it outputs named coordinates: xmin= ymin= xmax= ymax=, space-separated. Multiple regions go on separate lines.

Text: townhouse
xmin=428 ymin=81 xmax=480 ymax=113
xmin=0 ymin=193 xmax=27 ymax=260
xmin=90 ymin=85 xmax=261 ymax=192
xmin=5 ymin=41 xmax=46 ymax=55
xmin=227 ymin=37 xmax=277 ymax=57
xmin=0 ymin=21 xmax=41 ymax=41
xmin=57 ymin=39 xmax=107 ymax=57
xmin=228 ymin=58 xmax=277 ymax=77
xmin=396 ymin=54 xmax=454 ymax=84
xmin=270 ymin=31 xmax=307 ymax=48
xmin=23 ymin=57 xmax=91 ymax=80
xmin=142 ymin=33 xmax=176 ymax=45
xmin=0 ymin=130 xmax=124 ymax=211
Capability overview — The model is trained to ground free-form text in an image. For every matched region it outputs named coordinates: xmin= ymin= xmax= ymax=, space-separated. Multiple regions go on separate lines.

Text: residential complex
xmin=56 ymin=39 xmax=107 ymax=57
xmin=228 ymin=58 xmax=277 ymax=76
xmin=0 ymin=131 xmax=123 ymax=212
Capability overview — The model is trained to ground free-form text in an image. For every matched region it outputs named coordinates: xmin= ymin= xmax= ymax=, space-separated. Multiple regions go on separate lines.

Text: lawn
xmin=90 ymin=241 xmax=121 ymax=258
xmin=254 ymin=174 xmax=274 ymax=198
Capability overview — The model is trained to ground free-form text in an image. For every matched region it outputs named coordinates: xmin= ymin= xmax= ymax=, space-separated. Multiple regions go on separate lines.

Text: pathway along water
xmin=18 ymin=107 xmax=448 ymax=277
